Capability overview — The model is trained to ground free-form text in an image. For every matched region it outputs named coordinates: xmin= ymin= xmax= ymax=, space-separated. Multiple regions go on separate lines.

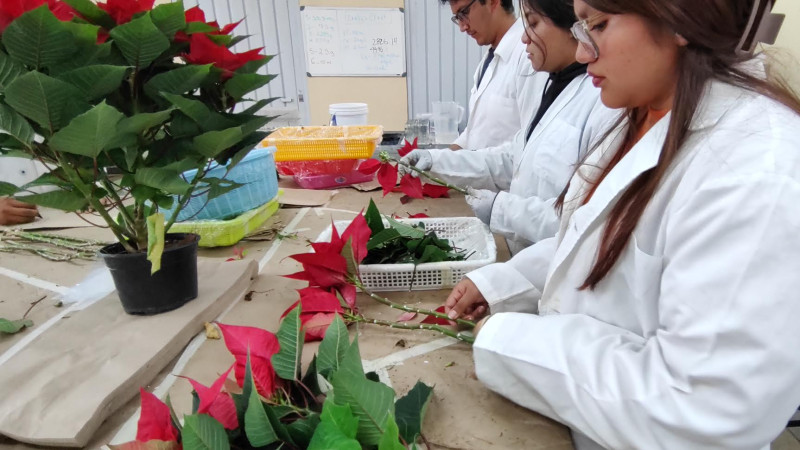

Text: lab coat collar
xmin=475 ymin=19 xmax=524 ymax=97
xmin=494 ymin=19 xmax=524 ymax=63
xmin=544 ymin=79 xmax=747 ymax=299
xmin=521 ymin=74 xmax=589 ymax=157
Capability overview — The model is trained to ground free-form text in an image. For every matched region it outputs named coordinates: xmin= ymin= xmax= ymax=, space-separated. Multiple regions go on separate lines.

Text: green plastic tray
xmin=168 ymin=195 xmax=280 ymax=247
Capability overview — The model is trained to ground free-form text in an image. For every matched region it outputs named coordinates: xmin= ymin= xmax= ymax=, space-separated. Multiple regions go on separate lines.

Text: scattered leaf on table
xmin=0 ymin=318 xmax=33 ymax=334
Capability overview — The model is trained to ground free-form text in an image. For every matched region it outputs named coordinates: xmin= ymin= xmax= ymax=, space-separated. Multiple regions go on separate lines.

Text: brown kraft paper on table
xmin=0 ymin=258 xmax=258 ymax=447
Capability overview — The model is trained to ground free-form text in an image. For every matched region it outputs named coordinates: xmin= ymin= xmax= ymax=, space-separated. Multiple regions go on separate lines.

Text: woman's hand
xmin=444 ymin=278 xmax=490 ymax=321
xmin=0 ymin=197 xmax=38 ymax=226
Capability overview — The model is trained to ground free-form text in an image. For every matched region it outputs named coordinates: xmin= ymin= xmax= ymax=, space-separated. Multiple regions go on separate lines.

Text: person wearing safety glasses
xmin=445 ymin=0 xmax=800 ymax=448
xmin=439 ymin=0 xmax=547 ymax=150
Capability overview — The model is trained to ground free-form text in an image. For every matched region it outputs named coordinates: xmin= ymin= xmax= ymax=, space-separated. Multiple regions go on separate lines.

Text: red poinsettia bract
xmin=281 ymin=287 xmax=344 ymax=342
xmin=358 ymin=138 xmax=451 ymax=199
xmin=285 ymin=214 xmax=371 ymax=308
xmin=216 ymin=323 xmax=280 ymax=398
xmin=97 ymin=0 xmax=154 ymax=25
xmin=174 ymin=6 xmax=241 ymax=42
xmin=0 ymin=0 xmax=75 ymax=32
xmin=184 ymin=33 xmax=264 ymax=74
xmin=135 ymin=388 xmax=179 ymax=443
xmin=180 ymin=365 xmax=239 ymax=430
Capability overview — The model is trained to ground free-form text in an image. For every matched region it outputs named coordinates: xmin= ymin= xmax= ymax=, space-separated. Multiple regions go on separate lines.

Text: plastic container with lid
xmin=329 ymin=103 xmax=368 ymax=126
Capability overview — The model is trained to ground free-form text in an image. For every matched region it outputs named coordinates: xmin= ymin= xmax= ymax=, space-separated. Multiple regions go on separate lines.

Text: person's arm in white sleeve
xmin=467 ymin=236 xmax=557 ymax=315
xmin=428 ymin=131 xmax=523 ymax=191
xmin=473 ymin=174 xmax=800 ymax=449
xmin=489 ymin=191 xmax=559 ymax=245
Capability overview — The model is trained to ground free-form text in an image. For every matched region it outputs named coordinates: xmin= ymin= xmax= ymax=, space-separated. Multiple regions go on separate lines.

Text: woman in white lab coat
xmin=401 ymin=0 xmax=616 ymax=254
xmin=445 ymin=0 xmax=800 ymax=448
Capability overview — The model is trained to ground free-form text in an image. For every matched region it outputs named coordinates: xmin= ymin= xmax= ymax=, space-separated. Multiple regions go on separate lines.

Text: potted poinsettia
xmin=0 ymin=0 xmax=276 ymax=314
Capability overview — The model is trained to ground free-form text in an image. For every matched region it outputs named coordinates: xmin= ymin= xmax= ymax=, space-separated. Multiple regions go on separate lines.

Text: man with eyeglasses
xmin=439 ymin=0 xmax=544 ymax=150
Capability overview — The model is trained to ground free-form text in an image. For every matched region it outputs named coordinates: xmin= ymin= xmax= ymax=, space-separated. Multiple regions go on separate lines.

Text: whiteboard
xmin=300 ymin=7 xmax=406 ymax=77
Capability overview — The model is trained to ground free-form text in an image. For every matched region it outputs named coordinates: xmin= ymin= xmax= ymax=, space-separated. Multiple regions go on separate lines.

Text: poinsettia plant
xmin=0 ymin=0 xmax=276 ymax=265
xmin=283 ymin=199 xmax=476 ymax=344
xmin=115 ymin=313 xmax=435 ymax=450
xmin=358 ymin=139 xmax=466 ymax=199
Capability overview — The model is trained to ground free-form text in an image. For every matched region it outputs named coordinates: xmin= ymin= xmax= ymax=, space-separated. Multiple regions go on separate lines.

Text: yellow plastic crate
xmin=168 ymin=195 xmax=280 ymax=247
xmin=263 ymin=125 xmax=383 ymax=162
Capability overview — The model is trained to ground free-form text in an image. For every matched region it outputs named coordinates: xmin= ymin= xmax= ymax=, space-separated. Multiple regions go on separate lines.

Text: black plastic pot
xmin=99 ymin=233 xmax=200 ymax=315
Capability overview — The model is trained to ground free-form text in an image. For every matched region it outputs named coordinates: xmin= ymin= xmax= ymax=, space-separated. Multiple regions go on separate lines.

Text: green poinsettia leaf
xmin=385 ymin=216 xmax=426 ymax=239
xmin=184 ymin=22 xmax=217 ymax=34
xmin=0 ymin=102 xmax=35 ymax=148
xmin=394 ymin=381 xmax=434 ymax=444
xmin=61 ymin=0 xmax=115 ymax=29
xmin=307 ymin=398 xmax=360 ymax=450
xmin=134 ymin=167 xmax=191 ymax=195
xmin=15 ymin=189 xmax=88 ymax=211
xmin=57 ymin=65 xmax=129 ymax=101
xmin=0 ymin=318 xmax=34 ymax=334
xmin=416 ymin=245 xmax=448 ymax=264
xmin=50 ymin=101 xmax=125 ymax=158
xmin=182 ymin=414 xmax=230 ymax=450
xmin=224 ymin=73 xmax=277 ymax=101
xmin=0 ymin=50 xmax=26 ymax=93
xmin=0 ymin=181 xmax=20 ymax=196
xmin=331 ymin=367 xmax=395 ymax=446
xmin=109 ymin=13 xmax=170 ymax=69
xmin=316 ymin=314 xmax=350 ymax=379
xmin=378 ymin=414 xmax=405 ymax=450
xmin=203 ymin=177 xmax=244 ymax=201
xmin=307 ymin=421 xmax=361 ymax=450
xmin=5 ymin=71 xmax=90 ymax=133
xmin=117 ymin=109 xmax=174 ymax=135
xmin=285 ymin=412 xmax=320 ymax=449
xmin=2 ymin=6 xmax=75 ymax=69
xmin=159 ymin=93 xmax=213 ymax=127
xmin=150 ymin=2 xmax=186 ymax=37
xmin=192 ymin=127 xmax=243 ymax=158
xmin=244 ymin=370 xmax=278 ymax=447
xmin=365 ymin=198 xmax=385 ymax=234
xmin=144 ymin=64 xmax=211 ymax=100
xmin=231 ymin=352 xmax=254 ymax=430
xmin=237 ymin=54 xmax=274 ymax=75
xmin=22 ymin=171 xmax=72 ymax=190
xmin=367 ymin=229 xmax=401 ymax=251
xmin=146 ymin=212 xmax=164 ymax=274
xmin=271 ymin=304 xmax=304 ymax=381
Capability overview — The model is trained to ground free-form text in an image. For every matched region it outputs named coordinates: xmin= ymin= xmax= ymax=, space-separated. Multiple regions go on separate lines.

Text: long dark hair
xmin=564 ymin=0 xmax=800 ymax=290
xmin=519 ymin=0 xmax=576 ymax=64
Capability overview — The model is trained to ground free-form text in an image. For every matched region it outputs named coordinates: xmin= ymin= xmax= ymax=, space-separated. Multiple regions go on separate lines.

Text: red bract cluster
xmin=97 ymin=0 xmax=154 ymax=25
xmin=179 ymin=365 xmax=239 ymax=430
xmin=184 ymin=33 xmax=264 ymax=75
xmin=358 ymin=138 xmax=451 ymax=200
xmin=217 ymin=322 xmax=280 ymax=398
xmin=281 ymin=287 xmax=345 ymax=341
xmin=283 ymin=213 xmax=372 ymax=341
xmin=136 ymin=388 xmax=179 ymax=443
xmin=0 ymin=0 xmax=75 ymax=32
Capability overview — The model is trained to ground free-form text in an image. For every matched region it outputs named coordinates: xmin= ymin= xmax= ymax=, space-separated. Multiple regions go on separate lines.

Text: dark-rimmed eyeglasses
xmin=451 ymin=0 xmax=480 ymax=25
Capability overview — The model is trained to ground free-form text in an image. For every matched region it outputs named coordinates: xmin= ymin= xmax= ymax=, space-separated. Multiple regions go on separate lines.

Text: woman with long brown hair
xmin=444 ymin=0 xmax=800 ymax=447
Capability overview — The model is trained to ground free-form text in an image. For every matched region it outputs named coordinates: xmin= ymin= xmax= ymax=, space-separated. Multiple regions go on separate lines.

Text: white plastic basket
xmin=315 ymin=217 xmax=496 ymax=292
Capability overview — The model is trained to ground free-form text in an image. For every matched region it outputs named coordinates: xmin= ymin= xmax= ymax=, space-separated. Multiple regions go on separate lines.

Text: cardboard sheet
xmin=278 ymin=187 xmax=335 ymax=207
xmin=0 ymin=258 xmax=257 ymax=447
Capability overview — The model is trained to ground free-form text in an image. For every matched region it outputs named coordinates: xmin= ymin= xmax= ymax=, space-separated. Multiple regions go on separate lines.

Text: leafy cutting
xmin=362 ymin=199 xmax=469 ymax=265
xmin=117 ymin=312 xmax=436 ymax=449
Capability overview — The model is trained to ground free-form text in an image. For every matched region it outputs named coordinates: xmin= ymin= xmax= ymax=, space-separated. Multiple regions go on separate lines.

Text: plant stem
xmin=101 ymin=178 xmax=136 ymax=237
xmin=391 ymin=158 xmax=468 ymax=194
xmin=164 ymin=164 xmax=210 ymax=232
xmin=346 ymin=313 xmax=474 ymax=344
xmin=351 ymin=278 xmax=476 ymax=329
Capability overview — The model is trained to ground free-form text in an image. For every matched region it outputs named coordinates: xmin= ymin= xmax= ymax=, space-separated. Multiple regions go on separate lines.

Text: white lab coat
xmin=468 ymin=80 xmax=800 ymax=449
xmin=429 ymin=74 xmax=617 ymax=254
xmin=452 ymin=19 xmax=545 ymax=150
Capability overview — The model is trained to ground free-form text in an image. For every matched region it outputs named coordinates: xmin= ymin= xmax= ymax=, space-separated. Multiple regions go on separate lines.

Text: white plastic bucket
xmin=329 ymin=103 xmax=368 ymax=126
